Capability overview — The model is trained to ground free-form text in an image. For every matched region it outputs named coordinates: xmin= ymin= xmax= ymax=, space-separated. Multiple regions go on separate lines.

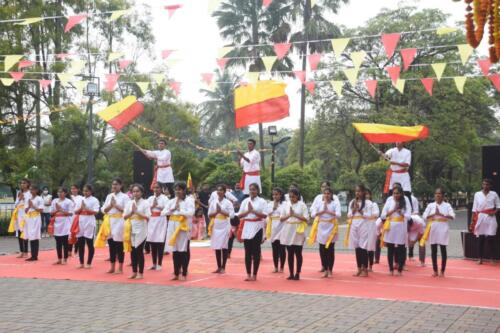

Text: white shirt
xmin=162 ymin=196 xmax=196 ymax=218
xmin=147 ymin=194 xmax=169 ymax=214
xmin=311 ymin=196 xmax=341 ymax=220
xmin=124 ymin=198 xmax=151 ymax=220
xmin=239 ymin=196 xmax=267 ymax=239
xmin=50 ymin=198 xmax=75 ymax=215
xmin=78 ymin=196 xmax=100 ymax=213
xmin=347 ymin=199 xmax=373 ymax=220
xmin=26 ymin=196 xmax=44 ymax=213
xmin=209 ymin=191 xmax=238 ymax=206
xmin=285 ymin=193 xmax=304 ymax=203
xmin=101 ymin=192 xmax=130 ymax=215
xmin=423 ymin=201 xmax=455 ymax=220
xmin=208 ymin=198 xmax=235 ymax=219
xmin=411 ymin=195 xmax=419 ymax=215
xmin=145 ymin=149 xmax=174 ymax=183
xmin=240 ymin=149 xmax=260 ymax=172
xmin=42 ymin=194 xmax=52 ymax=213
xmin=15 ymin=190 xmax=32 ymax=208
xmin=380 ymin=196 xmax=412 ymax=221
xmin=71 ymin=195 xmax=84 ymax=214
xmin=385 ymin=147 xmax=411 ymax=171
xmin=472 ymin=191 xmax=500 ymax=213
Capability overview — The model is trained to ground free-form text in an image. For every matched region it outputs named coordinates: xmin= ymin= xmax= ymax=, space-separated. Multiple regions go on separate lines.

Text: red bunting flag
xmin=293 ymin=70 xmax=306 ymax=83
xmin=490 ymin=74 xmax=500 ymax=91
xmin=164 ymin=5 xmax=182 ymax=18
xmin=400 ymin=48 xmax=417 ymax=71
xmin=169 ymin=82 xmax=181 ymax=96
xmin=161 ymin=49 xmax=174 ymax=59
xmin=263 ymin=0 xmax=273 ymax=7
xmin=216 ymin=58 xmax=228 ymax=71
xmin=10 ymin=72 xmax=24 ymax=82
xmin=308 ymin=53 xmax=322 ymax=70
xmin=385 ymin=66 xmax=401 ymax=84
xmin=381 ymin=33 xmax=401 ymax=58
xmin=273 ymin=43 xmax=291 ymax=59
xmin=64 ymin=14 xmax=87 ymax=33
xmin=305 ymin=81 xmax=315 ymax=95
xmin=118 ymin=59 xmax=133 ymax=70
xmin=18 ymin=60 xmax=35 ymax=70
xmin=201 ymin=73 xmax=214 ymax=85
xmin=39 ymin=79 xmax=51 ymax=90
xmin=56 ymin=53 xmax=71 ymax=60
xmin=421 ymin=78 xmax=434 ymax=96
xmin=104 ymin=73 xmax=120 ymax=92
xmin=365 ymin=80 xmax=378 ymax=98
xmin=477 ymin=58 xmax=491 ymax=76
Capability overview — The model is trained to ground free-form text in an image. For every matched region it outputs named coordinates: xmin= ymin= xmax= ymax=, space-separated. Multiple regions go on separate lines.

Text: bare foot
xmin=279 ymin=268 xmax=284 ymax=273
xmin=272 ymin=268 xmax=279 ymax=273
xmin=53 ymin=261 xmax=62 ymax=265
xmin=359 ymin=270 xmax=368 ymax=277
xmin=219 ymin=268 xmax=225 ymax=274
xmin=368 ymin=266 xmax=373 ymax=272
xmin=322 ymin=272 xmax=329 ymax=278
xmin=353 ymin=270 xmax=361 ymax=277
xmin=389 ymin=270 xmax=394 ymax=276
xmin=212 ymin=268 xmax=221 ymax=274
xmin=397 ymin=271 xmax=402 ymax=276
xmin=135 ymin=274 xmax=144 ymax=280
xmin=16 ymin=254 xmax=24 ymax=258
xmin=62 ymin=260 xmax=67 ymax=265
xmin=244 ymin=275 xmax=252 ymax=281
xmin=84 ymin=264 xmax=92 ymax=269
xmin=113 ymin=270 xmax=123 ymax=275
xmin=106 ymin=269 xmax=115 ymax=274
xmin=171 ymin=275 xmax=179 ymax=281
xmin=129 ymin=273 xmax=137 ymax=279
xmin=179 ymin=275 xmax=186 ymax=281
xmin=328 ymin=270 xmax=333 ymax=277
xmin=439 ymin=272 xmax=445 ymax=278
xmin=76 ymin=264 xmax=84 ymax=269
xmin=432 ymin=271 xmax=438 ymax=277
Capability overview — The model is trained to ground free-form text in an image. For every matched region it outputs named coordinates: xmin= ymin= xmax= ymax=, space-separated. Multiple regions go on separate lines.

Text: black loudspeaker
xmin=133 ymin=151 xmax=153 ymax=191
xmin=482 ymin=145 xmax=500 ymax=193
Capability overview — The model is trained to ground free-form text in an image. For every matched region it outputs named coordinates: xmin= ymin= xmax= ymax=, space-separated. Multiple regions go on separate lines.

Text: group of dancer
xmin=8 ymin=139 xmax=499 ymax=281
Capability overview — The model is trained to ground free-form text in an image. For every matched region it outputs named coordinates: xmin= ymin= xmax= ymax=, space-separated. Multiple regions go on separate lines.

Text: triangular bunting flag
xmin=15 ymin=17 xmax=43 ymax=25
xmin=208 ymin=0 xmax=222 ymax=13
xmin=477 ymin=58 xmax=491 ymax=76
xmin=308 ymin=53 xmax=322 ymax=71
xmin=39 ymin=79 xmax=51 ymax=90
xmin=351 ymin=51 xmax=366 ymax=69
xmin=136 ymin=82 xmax=149 ymax=95
xmin=10 ymin=72 xmax=25 ymax=82
xmin=436 ymin=27 xmax=457 ymax=35
xmin=4 ymin=55 xmax=23 ymax=71
xmin=57 ymin=73 xmax=73 ymax=85
xmin=261 ymin=56 xmax=277 ymax=72
xmin=305 ymin=81 xmax=315 ymax=95
xmin=246 ymin=72 xmax=260 ymax=84
xmin=457 ymin=44 xmax=473 ymax=65
xmin=381 ymin=33 xmax=401 ymax=58
xmin=108 ymin=52 xmax=124 ymax=62
xmin=217 ymin=58 xmax=229 ymax=71
xmin=165 ymin=58 xmax=180 ymax=68
xmin=165 ymin=5 xmax=183 ymax=18
xmin=105 ymin=73 xmax=120 ymax=92
xmin=73 ymin=80 xmax=87 ymax=94
xmin=273 ymin=43 xmax=291 ymax=59
xmin=431 ymin=63 xmax=446 ymax=81
xmin=311 ymin=0 xmax=317 ymax=7
xmin=18 ymin=60 xmax=35 ymax=70
xmin=263 ymin=0 xmax=273 ymax=7
xmin=293 ymin=71 xmax=306 ymax=84
xmin=64 ymin=14 xmax=87 ymax=33
xmin=330 ymin=80 xmax=343 ymax=96
xmin=68 ymin=60 xmax=86 ymax=74
xmin=55 ymin=53 xmax=71 ymax=60
xmin=421 ymin=78 xmax=434 ymax=96
xmin=489 ymin=74 xmax=500 ymax=91
xmin=169 ymin=82 xmax=181 ymax=96
xmin=453 ymin=76 xmax=466 ymax=94
xmin=118 ymin=59 xmax=133 ymax=70
xmin=394 ymin=79 xmax=405 ymax=94
xmin=385 ymin=66 xmax=401 ymax=84
xmin=152 ymin=74 xmax=164 ymax=85
xmin=201 ymin=73 xmax=214 ymax=85
xmin=161 ymin=49 xmax=174 ymax=59
xmin=400 ymin=48 xmax=417 ymax=71
xmin=217 ymin=46 xmax=234 ymax=58
xmin=108 ymin=9 xmax=131 ymax=22
xmin=1 ymin=78 xmax=15 ymax=86
xmin=344 ymin=68 xmax=359 ymax=86
xmin=331 ymin=38 xmax=350 ymax=57
xmin=365 ymin=80 xmax=377 ymax=98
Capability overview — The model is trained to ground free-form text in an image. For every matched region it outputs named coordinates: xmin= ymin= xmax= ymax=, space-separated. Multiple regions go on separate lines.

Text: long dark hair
xmin=352 ymin=184 xmax=366 ymax=212
xmin=393 ymin=185 xmax=406 ymax=211
xmin=272 ymin=187 xmax=285 ymax=203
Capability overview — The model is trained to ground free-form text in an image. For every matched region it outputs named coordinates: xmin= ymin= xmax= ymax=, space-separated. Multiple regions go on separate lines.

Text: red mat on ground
xmin=1 ymin=247 xmax=499 ymax=309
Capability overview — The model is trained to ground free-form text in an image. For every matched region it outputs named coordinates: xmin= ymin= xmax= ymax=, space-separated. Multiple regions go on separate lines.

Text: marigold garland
xmin=464 ymin=0 xmax=500 ymax=62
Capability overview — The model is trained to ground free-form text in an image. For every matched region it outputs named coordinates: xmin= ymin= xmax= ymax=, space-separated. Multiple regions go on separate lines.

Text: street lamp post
xmin=84 ymin=80 xmax=99 ymax=184
xmin=268 ymin=126 xmax=291 ymax=187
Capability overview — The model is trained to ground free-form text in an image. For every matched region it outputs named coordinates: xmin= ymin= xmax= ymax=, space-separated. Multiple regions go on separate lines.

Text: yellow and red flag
xmin=234 ymin=80 xmax=289 ymax=128
xmin=97 ymin=96 xmax=144 ymax=131
xmin=353 ymin=123 xmax=429 ymax=144
xmin=187 ymin=172 xmax=193 ymax=192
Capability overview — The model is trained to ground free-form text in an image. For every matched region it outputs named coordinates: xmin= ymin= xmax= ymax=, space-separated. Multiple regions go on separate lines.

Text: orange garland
xmin=464 ymin=0 xmax=500 ymax=62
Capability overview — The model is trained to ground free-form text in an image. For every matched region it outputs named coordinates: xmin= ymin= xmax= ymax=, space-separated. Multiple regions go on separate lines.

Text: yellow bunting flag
xmin=351 ymin=51 xmax=366 ymax=69
xmin=1 ymin=78 xmax=15 ymax=86
xmin=454 ymin=76 xmax=467 ymax=94
xmin=217 ymin=46 xmax=234 ymax=58
xmin=344 ymin=68 xmax=359 ymax=86
xmin=431 ymin=63 xmax=446 ymax=81
xmin=246 ymin=72 xmax=260 ymax=84
xmin=394 ymin=79 xmax=406 ymax=94
xmin=108 ymin=9 xmax=131 ymax=22
xmin=261 ymin=56 xmax=277 ymax=72
xmin=108 ymin=52 xmax=124 ymax=62
xmin=73 ymin=80 xmax=87 ymax=94
xmin=457 ymin=44 xmax=473 ymax=65
xmin=330 ymin=80 xmax=343 ymax=96
xmin=68 ymin=60 xmax=86 ymax=74
xmin=331 ymin=38 xmax=350 ymax=57
xmin=136 ymin=82 xmax=149 ymax=95
xmin=311 ymin=0 xmax=317 ymax=7
xmin=15 ymin=17 xmax=43 ymax=25
xmin=208 ymin=0 xmax=222 ymax=13
xmin=436 ymin=27 xmax=458 ymax=35
xmin=4 ymin=55 xmax=23 ymax=71
xmin=57 ymin=73 xmax=74 ymax=85
xmin=152 ymin=74 xmax=164 ymax=84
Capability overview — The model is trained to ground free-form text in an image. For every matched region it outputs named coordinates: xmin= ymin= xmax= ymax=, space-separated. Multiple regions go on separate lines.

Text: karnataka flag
xmin=234 ymin=80 xmax=289 ymax=128
xmin=353 ymin=123 xmax=429 ymax=144
xmin=97 ymin=96 xmax=144 ymax=131
xmin=187 ymin=172 xmax=193 ymax=192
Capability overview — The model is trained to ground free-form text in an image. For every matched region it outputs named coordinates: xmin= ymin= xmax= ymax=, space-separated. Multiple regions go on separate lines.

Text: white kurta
xmin=50 ymin=198 xmax=75 ymax=236
xmin=279 ymin=201 xmax=309 ymax=246
xmin=162 ymin=197 xmax=195 ymax=252
xmin=24 ymin=196 xmax=44 ymax=241
xmin=408 ymin=215 xmax=426 ymax=242
xmin=208 ymin=198 xmax=235 ymax=249
xmin=124 ymin=198 xmax=151 ymax=247
xmin=385 ymin=147 xmax=412 ymax=192
xmin=239 ymin=196 xmax=267 ymax=240
xmin=347 ymin=199 xmax=373 ymax=249
xmin=381 ymin=196 xmax=411 ymax=245
xmin=310 ymin=196 xmax=342 ymax=245
xmin=76 ymin=196 xmax=100 ymax=239
xmin=14 ymin=190 xmax=31 ymax=234
xmin=147 ymin=194 xmax=169 ymax=243
xmin=265 ymin=201 xmax=287 ymax=242
xmin=472 ymin=191 xmax=500 ymax=236
xmin=42 ymin=194 xmax=52 ymax=214
xmin=101 ymin=192 xmax=129 ymax=242
xmin=423 ymin=201 xmax=455 ymax=246
xmin=285 ymin=193 xmax=304 ymax=203
xmin=366 ymin=202 xmax=380 ymax=251
xmin=145 ymin=149 xmax=174 ymax=183
xmin=209 ymin=191 xmax=238 ymax=206
xmin=240 ymin=150 xmax=261 ymax=194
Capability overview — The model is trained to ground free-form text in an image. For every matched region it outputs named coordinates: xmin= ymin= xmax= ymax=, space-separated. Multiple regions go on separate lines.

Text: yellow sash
xmin=8 ymin=206 xmax=21 ymax=233
xmin=19 ymin=211 xmax=41 ymax=239
xmin=168 ymin=215 xmax=188 ymax=246
xmin=94 ymin=213 xmax=122 ymax=248
xmin=308 ymin=216 xmax=338 ymax=249
xmin=287 ymin=220 xmax=307 ymax=234
xmin=265 ymin=216 xmax=279 ymax=239
xmin=380 ymin=215 xmax=404 ymax=247
xmin=419 ymin=217 xmax=448 ymax=247
xmin=208 ymin=214 xmax=227 ymax=237
xmin=123 ymin=219 xmax=132 ymax=252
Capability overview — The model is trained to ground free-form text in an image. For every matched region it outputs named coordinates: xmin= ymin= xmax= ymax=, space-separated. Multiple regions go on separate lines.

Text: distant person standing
xmin=379 ymin=142 xmax=412 ymax=198
xmin=41 ymin=187 xmax=52 ymax=237
xmin=237 ymin=139 xmax=261 ymax=195
xmin=140 ymin=139 xmax=175 ymax=193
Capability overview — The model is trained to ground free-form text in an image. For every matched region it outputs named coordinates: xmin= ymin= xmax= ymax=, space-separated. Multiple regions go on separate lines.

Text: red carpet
xmin=1 ymin=247 xmax=499 ymax=309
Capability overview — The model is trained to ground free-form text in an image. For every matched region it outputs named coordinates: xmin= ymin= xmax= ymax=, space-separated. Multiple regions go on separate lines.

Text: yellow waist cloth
xmin=123 ymin=219 xmax=132 ymax=252
xmin=380 ymin=216 xmax=405 ymax=247
xmin=265 ymin=216 xmax=279 ymax=239
xmin=287 ymin=220 xmax=308 ymax=234
xmin=168 ymin=215 xmax=188 ymax=246
xmin=343 ymin=216 xmax=363 ymax=247
xmin=94 ymin=213 xmax=122 ymax=248
xmin=208 ymin=214 xmax=227 ymax=237
xmin=419 ymin=217 xmax=448 ymax=246
xmin=308 ymin=216 xmax=338 ymax=249
xmin=8 ymin=206 xmax=20 ymax=233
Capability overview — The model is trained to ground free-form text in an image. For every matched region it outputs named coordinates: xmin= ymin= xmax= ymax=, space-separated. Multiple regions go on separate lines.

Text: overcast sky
xmin=135 ymin=0 xmax=484 ymax=129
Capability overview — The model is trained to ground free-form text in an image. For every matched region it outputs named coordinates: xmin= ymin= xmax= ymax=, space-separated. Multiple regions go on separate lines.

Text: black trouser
xmin=18 ymin=234 xmax=28 ymax=253
xmin=150 ymin=242 xmax=165 ymax=266
xmin=386 ymin=243 xmax=404 ymax=272
xmin=30 ymin=240 xmax=39 ymax=259
xmin=286 ymin=245 xmax=303 ymax=276
xmin=478 ymin=235 xmax=495 ymax=260
xmin=41 ymin=213 xmax=51 ymax=233
xmin=354 ymin=248 xmax=368 ymax=269
xmin=55 ymin=235 xmax=69 ymax=260
xmin=368 ymin=251 xmax=375 ymax=267
xmin=77 ymin=237 xmax=95 ymax=265
xmin=131 ymin=240 xmax=146 ymax=274
xmin=319 ymin=243 xmax=335 ymax=271
xmin=394 ymin=246 xmax=407 ymax=269
xmin=272 ymin=240 xmax=286 ymax=270
xmin=375 ymin=238 xmax=381 ymax=263
xmin=145 ymin=241 xmax=151 ymax=254
xmin=431 ymin=244 xmax=447 ymax=273
xmin=409 ymin=243 xmax=426 ymax=262
xmin=215 ymin=249 xmax=228 ymax=269
xmin=109 ymin=239 xmax=124 ymax=264
xmin=228 ymin=234 xmax=235 ymax=256
xmin=243 ymin=229 xmax=263 ymax=276
xmin=172 ymin=251 xmax=189 ymax=276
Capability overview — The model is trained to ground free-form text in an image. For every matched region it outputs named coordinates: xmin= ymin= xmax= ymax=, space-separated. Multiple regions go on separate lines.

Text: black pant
xmin=215 ymin=249 xmax=228 ymax=269
xmin=77 ymin=237 xmax=95 ymax=265
xmin=368 ymin=251 xmax=375 ymax=267
xmin=375 ymin=238 xmax=381 ymax=263
xmin=478 ymin=235 xmax=495 ymax=260
xmin=30 ymin=240 xmax=39 ymax=259
xmin=319 ymin=243 xmax=335 ymax=271
xmin=150 ymin=242 xmax=165 ymax=266
xmin=272 ymin=240 xmax=286 ymax=270
xmin=131 ymin=240 xmax=146 ymax=274
xmin=386 ymin=243 xmax=404 ymax=272
xmin=18 ymin=234 xmax=28 ymax=253
xmin=41 ymin=213 xmax=51 ymax=233
xmin=145 ymin=241 xmax=151 ymax=254
xmin=243 ymin=229 xmax=263 ymax=276
xmin=355 ymin=248 xmax=368 ymax=269
xmin=394 ymin=246 xmax=407 ymax=269
xmin=408 ymin=243 xmax=426 ymax=262
xmin=109 ymin=239 xmax=124 ymax=264
xmin=55 ymin=235 xmax=69 ymax=260
xmin=286 ymin=245 xmax=303 ymax=276
xmin=431 ymin=244 xmax=447 ymax=273
xmin=173 ymin=251 xmax=188 ymax=276
xmin=228 ymin=234 xmax=235 ymax=256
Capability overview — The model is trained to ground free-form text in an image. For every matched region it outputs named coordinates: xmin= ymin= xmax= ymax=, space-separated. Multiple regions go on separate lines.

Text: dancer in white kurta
xmin=75 ymin=184 xmax=100 ymax=268
xmin=472 ymin=178 xmax=500 ymax=264
xmin=69 ymin=185 xmax=84 ymax=256
xmin=309 ymin=188 xmax=341 ymax=278
xmin=265 ymin=188 xmax=287 ymax=273
xmin=421 ymin=188 xmax=455 ymax=277
xmin=280 ymin=189 xmax=309 ymax=281
xmin=365 ymin=189 xmax=380 ymax=271
xmin=50 ymin=187 xmax=74 ymax=264
xmin=162 ymin=182 xmax=195 ymax=281
xmin=147 ymin=183 xmax=169 ymax=271
xmin=24 ymin=185 xmax=44 ymax=261
xmin=237 ymin=139 xmax=261 ymax=195
xmin=101 ymin=178 xmax=129 ymax=274
xmin=237 ymin=183 xmax=267 ymax=281
xmin=380 ymin=185 xmax=411 ymax=275
xmin=209 ymin=189 xmax=238 ymax=206
xmin=408 ymin=195 xmax=426 ymax=266
xmin=124 ymin=184 xmax=151 ymax=279
xmin=11 ymin=179 xmax=31 ymax=258
xmin=208 ymin=184 xmax=235 ymax=273
xmin=141 ymin=139 xmax=175 ymax=192
xmin=346 ymin=185 xmax=373 ymax=277
xmin=380 ymin=142 xmax=412 ymax=194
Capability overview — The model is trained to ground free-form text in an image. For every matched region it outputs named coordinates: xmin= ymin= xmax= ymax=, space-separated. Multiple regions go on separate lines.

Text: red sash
xmin=68 ymin=211 xmax=94 ymax=244
xmin=150 ymin=164 xmax=171 ymax=190
xmin=383 ymin=168 xmax=408 ymax=194
xmin=48 ymin=212 xmax=66 ymax=236
xmin=237 ymin=218 xmax=261 ymax=242
xmin=151 ymin=211 xmax=162 ymax=217
xmin=470 ymin=209 xmax=497 ymax=232
xmin=239 ymin=170 xmax=260 ymax=189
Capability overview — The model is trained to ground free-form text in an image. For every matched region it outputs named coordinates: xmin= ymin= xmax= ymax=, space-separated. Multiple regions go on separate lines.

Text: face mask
xmin=43 ymin=190 xmax=49 ymax=194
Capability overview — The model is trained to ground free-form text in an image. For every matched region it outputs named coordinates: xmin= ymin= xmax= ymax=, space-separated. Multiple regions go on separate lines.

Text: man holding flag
xmin=139 ymin=139 xmax=175 ymax=194
xmin=237 ymin=139 xmax=261 ymax=195
xmin=379 ymin=142 xmax=412 ymax=196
